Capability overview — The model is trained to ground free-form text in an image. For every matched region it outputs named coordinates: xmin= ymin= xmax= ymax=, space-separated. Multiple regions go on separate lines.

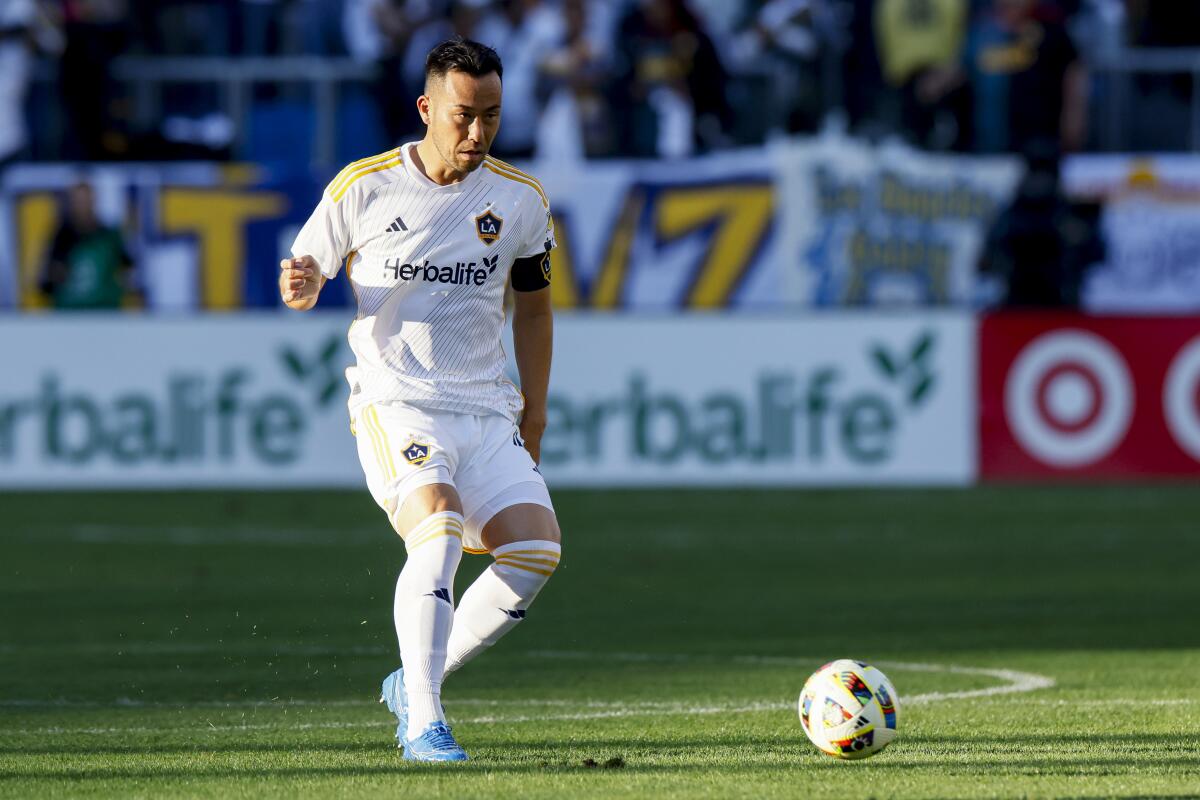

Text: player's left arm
xmin=512 ymin=283 xmax=552 ymax=464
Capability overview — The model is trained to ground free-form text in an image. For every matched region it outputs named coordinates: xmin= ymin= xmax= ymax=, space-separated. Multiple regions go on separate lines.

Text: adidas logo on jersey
xmin=385 ymin=216 xmax=407 ymax=233
xmin=384 ymin=256 xmax=499 ymax=287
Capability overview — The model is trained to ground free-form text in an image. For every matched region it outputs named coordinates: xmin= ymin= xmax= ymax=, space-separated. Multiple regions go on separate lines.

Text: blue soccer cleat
xmin=379 ymin=668 xmax=408 ymax=748
xmin=403 ymin=721 xmax=469 ymax=762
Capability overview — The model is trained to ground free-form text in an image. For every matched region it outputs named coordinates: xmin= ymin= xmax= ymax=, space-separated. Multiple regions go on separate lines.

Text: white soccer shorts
xmin=353 ymin=403 xmax=554 ymax=554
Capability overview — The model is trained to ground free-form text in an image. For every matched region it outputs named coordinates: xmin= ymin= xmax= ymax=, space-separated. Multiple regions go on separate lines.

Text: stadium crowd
xmin=3 ymin=0 xmax=1200 ymax=167
xmin=3 ymin=0 xmax=1199 ymax=311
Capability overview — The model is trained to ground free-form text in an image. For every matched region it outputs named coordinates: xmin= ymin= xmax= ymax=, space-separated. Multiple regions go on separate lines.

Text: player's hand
xmin=519 ymin=410 xmax=546 ymax=465
xmin=280 ymin=256 xmax=321 ymax=308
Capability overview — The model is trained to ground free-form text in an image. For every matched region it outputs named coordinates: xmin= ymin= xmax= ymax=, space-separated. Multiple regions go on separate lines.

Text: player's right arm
xmin=279 ymin=255 xmax=326 ymax=311
xmin=285 ymin=159 xmax=369 ymax=311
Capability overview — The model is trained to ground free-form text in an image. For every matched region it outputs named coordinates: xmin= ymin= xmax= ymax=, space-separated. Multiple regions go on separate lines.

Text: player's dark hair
xmin=425 ymin=38 xmax=503 ymax=86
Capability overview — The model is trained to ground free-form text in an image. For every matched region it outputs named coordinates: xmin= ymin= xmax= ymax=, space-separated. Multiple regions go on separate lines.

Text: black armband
xmin=510 ymin=248 xmax=552 ymax=292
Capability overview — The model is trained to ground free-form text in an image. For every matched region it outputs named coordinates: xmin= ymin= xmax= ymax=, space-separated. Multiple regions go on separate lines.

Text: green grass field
xmin=2 ymin=487 xmax=1198 ymax=799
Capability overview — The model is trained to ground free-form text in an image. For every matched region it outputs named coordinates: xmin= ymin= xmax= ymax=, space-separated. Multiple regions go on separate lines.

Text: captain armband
xmin=510 ymin=248 xmax=552 ymax=292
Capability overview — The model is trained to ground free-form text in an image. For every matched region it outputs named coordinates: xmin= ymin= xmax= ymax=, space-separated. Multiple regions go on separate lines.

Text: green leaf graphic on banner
xmin=910 ymin=375 xmax=935 ymax=407
xmin=871 ymin=347 xmax=898 ymax=378
xmin=869 ymin=330 xmax=937 ymax=408
xmin=279 ymin=335 xmax=343 ymax=407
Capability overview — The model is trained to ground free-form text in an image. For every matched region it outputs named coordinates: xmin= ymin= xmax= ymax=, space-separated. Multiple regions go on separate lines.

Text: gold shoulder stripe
xmin=484 ymin=156 xmax=548 ymax=199
xmin=485 ymin=155 xmax=546 ymax=190
xmin=484 ymin=158 xmax=549 ymax=208
xmin=328 ymin=148 xmax=402 ymax=198
xmin=331 ymin=155 xmax=404 ymax=202
xmin=329 ymin=147 xmax=401 ymax=193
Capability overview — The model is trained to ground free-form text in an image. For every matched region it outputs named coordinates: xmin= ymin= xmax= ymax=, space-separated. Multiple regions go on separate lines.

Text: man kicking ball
xmin=280 ymin=37 xmax=560 ymax=762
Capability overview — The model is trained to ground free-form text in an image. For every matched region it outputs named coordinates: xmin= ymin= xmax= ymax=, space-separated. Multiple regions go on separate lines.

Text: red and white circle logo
xmin=1164 ymin=336 xmax=1200 ymax=463
xmin=1004 ymin=331 xmax=1135 ymax=468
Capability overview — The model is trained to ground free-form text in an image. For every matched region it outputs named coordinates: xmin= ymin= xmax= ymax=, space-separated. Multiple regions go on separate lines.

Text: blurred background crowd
xmin=3 ymin=0 xmax=1200 ymax=167
xmin=3 ymin=0 xmax=1200 ymax=313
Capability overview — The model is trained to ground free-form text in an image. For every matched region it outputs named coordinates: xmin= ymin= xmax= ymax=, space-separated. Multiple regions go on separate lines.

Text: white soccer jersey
xmin=291 ymin=142 xmax=555 ymax=421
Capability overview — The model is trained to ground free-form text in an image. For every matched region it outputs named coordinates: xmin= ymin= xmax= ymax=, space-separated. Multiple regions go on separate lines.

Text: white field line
xmin=529 ymin=650 xmax=1058 ymax=705
xmin=0 ymin=702 xmax=791 ymax=737
xmin=0 ymin=697 xmax=668 ymax=711
xmin=0 ymin=650 xmax=1062 ymax=736
xmin=3 ymin=698 xmax=1195 ymax=738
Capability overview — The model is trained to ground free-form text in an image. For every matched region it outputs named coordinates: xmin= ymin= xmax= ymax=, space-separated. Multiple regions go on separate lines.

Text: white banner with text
xmin=0 ymin=313 xmax=976 ymax=488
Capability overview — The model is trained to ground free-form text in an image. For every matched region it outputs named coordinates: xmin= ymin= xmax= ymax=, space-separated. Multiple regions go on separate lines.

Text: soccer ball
xmin=798 ymin=659 xmax=899 ymax=760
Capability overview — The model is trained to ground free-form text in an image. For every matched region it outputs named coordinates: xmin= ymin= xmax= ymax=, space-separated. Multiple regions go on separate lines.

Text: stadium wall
xmin=3 ymin=312 xmax=1197 ymax=489
xmin=0 ymin=312 xmax=975 ymax=489
xmin=10 ymin=144 xmax=1200 ymax=313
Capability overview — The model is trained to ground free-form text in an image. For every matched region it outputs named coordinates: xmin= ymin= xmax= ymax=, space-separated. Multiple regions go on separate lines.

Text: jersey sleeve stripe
xmin=331 ymin=155 xmax=404 ymax=203
xmin=329 ymin=148 xmax=401 ymax=193
xmin=328 ymin=148 xmax=399 ymax=195
xmin=329 ymin=149 xmax=403 ymax=199
xmin=484 ymin=155 xmax=547 ymax=191
xmin=483 ymin=159 xmax=549 ymax=208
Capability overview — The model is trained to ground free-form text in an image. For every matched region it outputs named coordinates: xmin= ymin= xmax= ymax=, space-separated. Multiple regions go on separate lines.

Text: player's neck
xmin=413 ymin=140 xmax=470 ymax=186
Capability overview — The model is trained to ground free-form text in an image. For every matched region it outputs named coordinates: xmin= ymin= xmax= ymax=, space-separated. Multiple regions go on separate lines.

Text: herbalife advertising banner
xmin=0 ymin=313 xmax=975 ymax=488
xmin=0 ymin=315 xmax=360 ymax=488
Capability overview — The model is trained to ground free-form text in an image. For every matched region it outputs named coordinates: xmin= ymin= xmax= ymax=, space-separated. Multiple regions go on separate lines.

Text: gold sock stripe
xmin=329 ymin=148 xmax=401 ymax=197
xmin=407 ymin=527 xmax=463 ymax=551
xmin=332 ymin=155 xmax=403 ymax=202
xmin=405 ymin=513 xmax=465 ymax=543
xmin=364 ymin=406 xmax=397 ymax=480
xmin=407 ymin=525 xmax=464 ymax=551
xmin=495 ymin=555 xmax=559 ymax=568
xmin=494 ymin=560 xmax=554 ymax=577
xmin=483 ymin=158 xmax=548 ymax=208
xmin=493 ymin=549 xmax=561 ymax=559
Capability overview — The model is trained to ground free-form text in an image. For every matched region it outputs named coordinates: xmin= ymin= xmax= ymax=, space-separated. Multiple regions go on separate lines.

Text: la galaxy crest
xmin=475 ymin=209 xmax=503 ymax=245
xmin=402 ymin=440 xmax=432 ymax=466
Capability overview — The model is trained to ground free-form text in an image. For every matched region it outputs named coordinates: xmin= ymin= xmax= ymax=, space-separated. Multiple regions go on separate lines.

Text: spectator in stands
xmin=345 ymin=0 xmax=434 ymax=143
xmin=964 ymin=0 xmax=1087 ymax=154
xmin=403 ymin=1 xmax=509 ymax=96
xmin=874 ymin=0 xmax=970 ymax=150
xmin=842 ymin=0 xmax=888 ymax=136
xmin=536 ymin=0 xmax=615 ymax=158
xmin=1 ymin=0 xmax=63 ymax=169
xmin=1125 ymin=0 xmax=1200 ymax=47
xmin=298 ymin=0 xmax=346 ymax=55
xmin=151 ymin=0 xmax=233 ymax=55
xmin=488 ymin=0 xmax=557 ymax=159
xmin=730 ymin=0 xmax=825 ymax=135
xmin=611 ymin=0 xmax=733 ymax=157
xmin=59 ymin=0 xmax=131 ymax=159
xmin=979 ymin=143 xmax=1104 ymax=307
xmin=1122 ymin=0 xmax=1200 ymax=151
xmin=240 ymin=0 xmax=283 ymax=55
xmin=40 ymin=182 xmax=136 ymax=309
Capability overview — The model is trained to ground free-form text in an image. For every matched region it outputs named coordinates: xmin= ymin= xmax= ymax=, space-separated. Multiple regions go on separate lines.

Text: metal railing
xmin=1090 ymin=48 xmax=1200 ymax=153
xmin=31 ymin=47 xmax=1200 ymax=165
xmin=112 ymin=56 xmax=375 ymax=168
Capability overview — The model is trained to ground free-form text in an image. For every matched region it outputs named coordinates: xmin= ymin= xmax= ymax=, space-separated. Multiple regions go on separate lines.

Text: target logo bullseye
xmin=1164 ymin=336 xmax=1200 ymax=462
xmin=1005 ymin=331 xmax=1134 ymax=468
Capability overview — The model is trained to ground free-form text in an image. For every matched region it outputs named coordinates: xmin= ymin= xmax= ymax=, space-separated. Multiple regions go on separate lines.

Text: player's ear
xmin=417 ymin=95 xmax=431 ymax=126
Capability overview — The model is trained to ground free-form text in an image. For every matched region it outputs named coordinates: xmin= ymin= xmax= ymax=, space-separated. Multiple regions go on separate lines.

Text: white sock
xmin=394 ymin=511 xmax=463 ymax=741
xmin=444 ymin=539 xmax=561 ymax=676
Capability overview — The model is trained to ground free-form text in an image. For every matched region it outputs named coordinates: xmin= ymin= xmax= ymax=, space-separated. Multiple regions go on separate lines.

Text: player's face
xmin=421 ymin=70 xmax=502 ymax=175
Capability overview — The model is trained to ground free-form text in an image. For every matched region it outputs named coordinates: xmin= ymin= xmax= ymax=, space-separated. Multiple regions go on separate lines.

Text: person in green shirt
xmin=40 ymin=182 xmax=135 ymax=309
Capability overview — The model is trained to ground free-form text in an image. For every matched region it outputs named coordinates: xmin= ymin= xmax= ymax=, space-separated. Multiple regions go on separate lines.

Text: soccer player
xmin=280 ymin=38 xmax=560 ymax=763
